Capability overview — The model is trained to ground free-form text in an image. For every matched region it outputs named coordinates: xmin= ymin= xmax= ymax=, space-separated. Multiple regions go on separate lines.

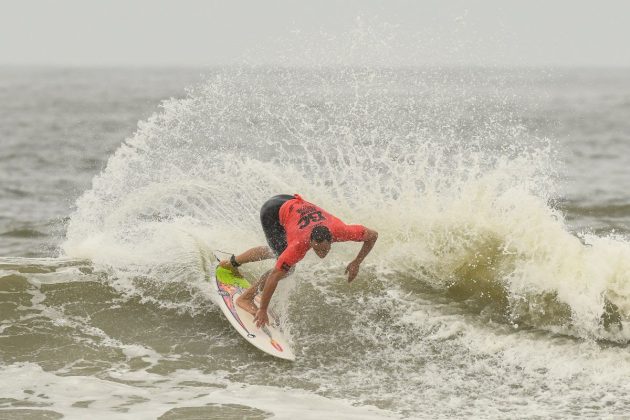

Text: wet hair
xmin=310 ymin=225 xmax=332 ymax=243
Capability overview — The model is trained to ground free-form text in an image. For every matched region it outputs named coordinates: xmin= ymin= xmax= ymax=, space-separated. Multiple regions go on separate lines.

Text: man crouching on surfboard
xmin=219 ymin=194 xmax=378 ymax=328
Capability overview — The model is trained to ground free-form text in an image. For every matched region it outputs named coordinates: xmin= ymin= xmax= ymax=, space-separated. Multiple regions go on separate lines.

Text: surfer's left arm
xmin=254 ymin=268 xmax=287 ymax=328
xmin=345 ymin=227 xmax=378 ymax=283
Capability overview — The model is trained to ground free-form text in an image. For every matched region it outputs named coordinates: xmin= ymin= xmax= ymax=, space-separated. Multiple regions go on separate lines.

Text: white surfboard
xmin=209 ymin=265 xmax=295 ymax=361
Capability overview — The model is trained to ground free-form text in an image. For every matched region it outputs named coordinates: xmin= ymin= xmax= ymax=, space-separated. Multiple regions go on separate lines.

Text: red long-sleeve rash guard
xmin=275 ymin=194 xmax=367 ymax=272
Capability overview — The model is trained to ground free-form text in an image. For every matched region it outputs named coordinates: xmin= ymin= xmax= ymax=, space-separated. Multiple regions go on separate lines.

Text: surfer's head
xmin=310 ymin=225 xmax=332 ymax=258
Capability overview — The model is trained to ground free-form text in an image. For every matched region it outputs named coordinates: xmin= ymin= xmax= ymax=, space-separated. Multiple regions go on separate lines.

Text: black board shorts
xmin=260 ymin=194 xmax=294 ymax=257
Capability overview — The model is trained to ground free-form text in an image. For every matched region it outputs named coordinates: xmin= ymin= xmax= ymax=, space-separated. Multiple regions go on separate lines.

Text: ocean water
xmin=1 ymin=65 xmax=630 ymax=419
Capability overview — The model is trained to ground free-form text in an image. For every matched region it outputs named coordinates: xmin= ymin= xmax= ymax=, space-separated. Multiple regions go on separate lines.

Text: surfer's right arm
xmin=254 ymin=268 xmax=287 ymax=328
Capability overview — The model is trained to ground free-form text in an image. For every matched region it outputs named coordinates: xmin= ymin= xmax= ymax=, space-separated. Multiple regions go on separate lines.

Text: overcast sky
xmin=1 ymin=0 xmax=629 ymax=67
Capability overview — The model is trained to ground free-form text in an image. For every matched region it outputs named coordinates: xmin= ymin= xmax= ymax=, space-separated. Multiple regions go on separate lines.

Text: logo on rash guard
xmin=297 ymin=206 xmax=326 ymax=229
xmin=280 ymin=262 xmax=292 ymax=271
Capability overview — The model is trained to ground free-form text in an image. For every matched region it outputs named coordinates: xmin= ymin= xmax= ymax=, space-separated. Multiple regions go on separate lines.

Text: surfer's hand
xmin=254 ymin=308 xmax=269 ymax=328
xmin=345 ymin=260 xmax=360 ymax=283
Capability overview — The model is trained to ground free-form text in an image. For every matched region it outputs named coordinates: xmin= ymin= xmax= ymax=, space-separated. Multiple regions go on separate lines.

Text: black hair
xmin=310 ymin=225 xmax=332 ymax=243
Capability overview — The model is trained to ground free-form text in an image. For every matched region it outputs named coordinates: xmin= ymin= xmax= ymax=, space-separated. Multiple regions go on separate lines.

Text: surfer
xmin=219 ymin=194 xmax=378 ymax=328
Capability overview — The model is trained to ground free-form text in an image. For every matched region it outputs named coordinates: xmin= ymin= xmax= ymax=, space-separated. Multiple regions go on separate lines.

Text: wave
xmin=1 ymin=227 xmax=48 ymax=238
xmin=60 ymin=67 xmax=630 ymax=341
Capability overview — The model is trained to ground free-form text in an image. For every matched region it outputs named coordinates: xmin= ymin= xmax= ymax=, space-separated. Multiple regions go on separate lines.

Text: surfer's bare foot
xmin=218 ymin=259 xmax=241 ymax=276
xmin=236 ymin=295 xmax=258 ymax=316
